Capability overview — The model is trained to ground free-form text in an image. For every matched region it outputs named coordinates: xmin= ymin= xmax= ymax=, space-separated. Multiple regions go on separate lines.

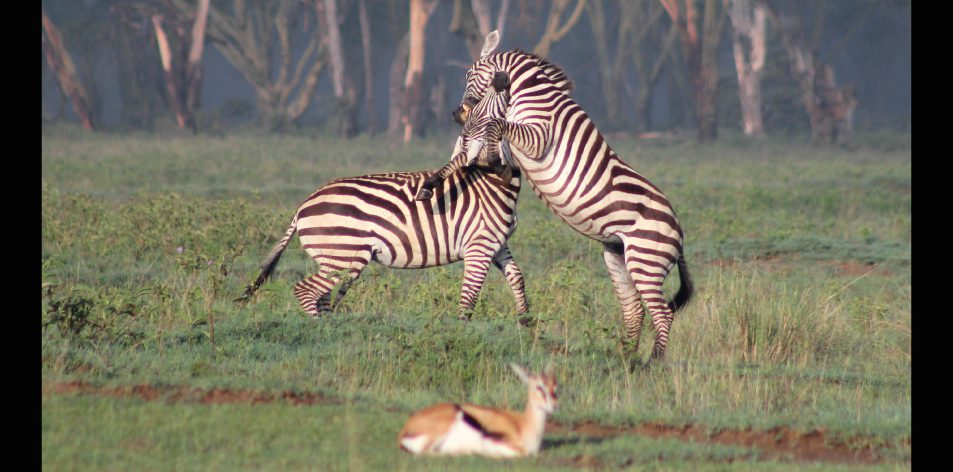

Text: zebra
xmin=414 ymin=71 xmax=514 ymax=202
xmin=419 ymin=31 xmax=693 ymax=360
xmin=240 ymin=84 xmax=528 ymax=322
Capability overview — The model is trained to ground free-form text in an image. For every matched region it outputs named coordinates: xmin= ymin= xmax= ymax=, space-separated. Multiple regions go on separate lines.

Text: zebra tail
xmin=236 ymin=215 xmax=298 ymax=307
xmin=668 ymin=254 xmax=694 ymax=313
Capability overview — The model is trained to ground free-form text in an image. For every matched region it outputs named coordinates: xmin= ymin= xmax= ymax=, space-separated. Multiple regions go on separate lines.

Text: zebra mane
xmin=510 ymin=48 xmax=574 ymax=94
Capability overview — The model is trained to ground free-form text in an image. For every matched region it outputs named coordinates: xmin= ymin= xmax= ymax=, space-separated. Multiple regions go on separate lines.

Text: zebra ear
xmin=492 ymin=72 xmax=510 ymax=92
xmin=481 ymin=30 xmax=500 ymax=58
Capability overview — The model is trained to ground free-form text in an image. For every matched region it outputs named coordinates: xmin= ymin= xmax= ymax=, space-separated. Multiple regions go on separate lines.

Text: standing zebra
xmin=240 ymin=84 xmax=528 ymax=322
xmin=420 ymin=32 xmax=693 ymax=360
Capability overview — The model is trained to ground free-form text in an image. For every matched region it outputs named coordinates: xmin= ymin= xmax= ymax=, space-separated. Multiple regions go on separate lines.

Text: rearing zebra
xmin=415 ymin=70 xmax=515 ymax=201
xmin=240 ymin=83 xmax=528 ymax=322
xmin=420 ymin=31 xmax=693 ymax=360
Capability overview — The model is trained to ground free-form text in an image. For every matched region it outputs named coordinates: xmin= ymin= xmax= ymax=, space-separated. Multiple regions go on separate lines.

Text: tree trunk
xmin=359 ymin=0 xmax=375 ymax=134
xmin=388 ymin=34 xmax=410 ymax=140
xmin=450 ymin=0 xmax=486 ymax=61
xmin=152 ymin=15 xmax=190 ymax=130
xmin=450 ymin=0 xmax=511 ymax=62
xmin=660 ymin=0 xmax=726 ymax=142
xmin=402 ymin=0 xmax=438 ymax=142
xmin=763 ymin=1 xmax=854 ymax=144
xmin=150 ymin=0 xmax=209 ymax=133
xmin=185 ymin=0 xmax=210 ymax=116
xmin=41 ymin=9 xmax=95 ymax=130
xmin=631 ymin=17 xmax=677 ymax=132
xmin=187 ymin=0 xmax=326 ymax=132
xmin=321 ymin=0 xmax=357 ymax=137
xmin=113 ymin=5 xmax=160 ymax=129
xmin=534 ymin=0 xmax=587 ymax=57
xmin=727 ymin=0 xmax=766 ymax=136
xmin=587 ymin=0 xmax=619 ymax=122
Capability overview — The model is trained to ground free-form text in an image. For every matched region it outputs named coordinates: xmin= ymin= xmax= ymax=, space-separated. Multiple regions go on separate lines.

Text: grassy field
xmin=41 ymin=124 xmax=911 ymax=470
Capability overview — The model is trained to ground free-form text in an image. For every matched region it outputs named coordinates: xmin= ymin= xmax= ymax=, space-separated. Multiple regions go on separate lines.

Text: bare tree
xmin=588 ymin=0 xmax=676 ymax=129
xmin=170 ymin=0 xmax=327 ymax=131
xmin=41 ymin=9 xmax=95 ymax=130
xmin=727 ymin=0 xmax=767 ymax=136
xmin=402 ymin=0 xmax=439 ymax=142
xmin=587 ymin=0 xmax=626 ymax=122
xmin=111 ymin=3 xmax=163 ymax=129
xmin=450 ymin=0 xmax=511 ymax=61
xmin=534 ymin=0 xmax=587 ymax=57
xmin=358 ymin=0 xmax=375 ymax=133
xmin=762 ymin=0 xmax=856 ymax=144
xmin=627 ymin=1 xmax=679 ymax=133
xmin=150 ymin=0 xmax=209 ymax=132
xmin=660 ymin=0 xmax=727 ymax=142
xmin=388 ymin=33 xmax=410 ymax=141
xmin=320 ymin=0 xmax=358 ymax=137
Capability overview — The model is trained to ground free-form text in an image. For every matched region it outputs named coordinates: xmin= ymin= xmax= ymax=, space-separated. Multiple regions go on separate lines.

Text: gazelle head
xmin=510 ymin=363 xmax=558 ymax=415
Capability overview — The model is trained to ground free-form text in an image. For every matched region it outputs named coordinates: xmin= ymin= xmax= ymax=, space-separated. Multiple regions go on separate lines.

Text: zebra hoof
xmin=457 ymin=313 xmax=471 ymax=322
xmin=414 ymin=187 xmax=433 ymax=201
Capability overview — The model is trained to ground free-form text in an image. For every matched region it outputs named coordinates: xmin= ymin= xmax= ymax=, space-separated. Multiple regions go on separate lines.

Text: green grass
xmin=41 ymin=123 xmax=911 ymax=469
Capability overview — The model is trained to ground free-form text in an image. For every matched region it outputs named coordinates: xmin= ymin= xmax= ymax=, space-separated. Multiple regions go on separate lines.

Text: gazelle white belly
xmin=431 ymin=412 xmax=521 ymax=458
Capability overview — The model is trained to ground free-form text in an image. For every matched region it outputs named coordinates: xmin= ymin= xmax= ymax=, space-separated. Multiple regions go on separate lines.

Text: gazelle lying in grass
xmin=398 ymin=364 xmax=558 ymax=458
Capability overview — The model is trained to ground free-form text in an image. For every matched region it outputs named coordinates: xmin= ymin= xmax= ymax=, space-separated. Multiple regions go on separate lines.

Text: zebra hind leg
xmin=458 ymin=248 xmax=494 ymax=321
xmin=619 ymin=242 xmax=676 ymax=361
xmin=603 ymin=247 xmax=647 ymax=359
xmin=293 ymin=256 xmax=369 ymax=318
xmin=293 ymin=273 xmax=338 ymax=318
xmin=492 ymin=245 xmax=531 ymax=326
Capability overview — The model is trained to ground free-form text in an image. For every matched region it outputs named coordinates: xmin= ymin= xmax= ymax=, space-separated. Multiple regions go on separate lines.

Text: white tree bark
xmin=727 ymin=0 xmax=766 ymax=136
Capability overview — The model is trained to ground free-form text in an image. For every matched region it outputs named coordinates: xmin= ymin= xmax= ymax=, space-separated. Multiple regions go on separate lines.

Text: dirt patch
xmin=549 ymin=420 xmax=907 ymax=465
xmin=44 ymin=381 xmax=906 ymax=465
xmin=825 ymin=260 xmax=893 ymax=278
xmin=707 ymin=257 xmax=895 ymax=279
xmin=43 ymin=380 xmax=338 ymax=407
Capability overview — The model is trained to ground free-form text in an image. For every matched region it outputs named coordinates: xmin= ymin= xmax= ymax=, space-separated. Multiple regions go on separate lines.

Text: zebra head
xmin=457 ymin=70 xmax=511 ymax=172
xmin=453 ymin=30 xmax=502 ymax=125
xmin=453 ymin=31 xmax=573 ymax=126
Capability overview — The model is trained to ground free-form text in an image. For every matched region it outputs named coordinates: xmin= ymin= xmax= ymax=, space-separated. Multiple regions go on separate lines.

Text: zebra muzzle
xmin=452 ymin=105 xmax=469 ymax=125
xmin=415 ymin=179 xmax=436 ymax=201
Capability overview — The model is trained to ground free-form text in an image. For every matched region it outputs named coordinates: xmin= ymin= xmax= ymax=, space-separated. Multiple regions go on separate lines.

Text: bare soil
xmin=44 ymin=380 xmax=907 ymax=465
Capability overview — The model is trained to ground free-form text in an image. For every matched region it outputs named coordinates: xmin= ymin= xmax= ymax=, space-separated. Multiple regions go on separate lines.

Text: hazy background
xmin=41 ymin=0 xmax=910 ymax=141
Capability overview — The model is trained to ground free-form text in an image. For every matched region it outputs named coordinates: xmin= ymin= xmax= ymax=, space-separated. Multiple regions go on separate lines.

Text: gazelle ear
xmin=481 ymin=30 xmax=500 ymax=58
xmin=543 ymin=362 xmax=555 ymax=378
xmin=510 ymin=363 xmax=532 ymax=384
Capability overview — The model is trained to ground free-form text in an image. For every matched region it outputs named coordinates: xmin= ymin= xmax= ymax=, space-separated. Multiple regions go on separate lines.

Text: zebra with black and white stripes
xmin=420 ymin=32 xmax=693 ymax=360
xmin=241 ymin=83 xmax=528 ymax=322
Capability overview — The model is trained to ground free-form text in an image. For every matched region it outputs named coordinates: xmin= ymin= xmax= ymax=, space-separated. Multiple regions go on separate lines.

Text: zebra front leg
xmin=415 ymin=151 xmax=470 ymax=201
xmin=492 ymin=244 xmax=530 ymax=324
xmin=603 ymin=246 xmax=647 ymax=356
xmin=458 ymin=249 xmax=494 ymax=321
xmin=483 ymin=119 xmax=550 ymax=163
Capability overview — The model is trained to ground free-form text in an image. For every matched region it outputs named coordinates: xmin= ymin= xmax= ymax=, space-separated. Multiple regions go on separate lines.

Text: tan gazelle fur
xmin=398 ymin=364 xmax=558 ymax=458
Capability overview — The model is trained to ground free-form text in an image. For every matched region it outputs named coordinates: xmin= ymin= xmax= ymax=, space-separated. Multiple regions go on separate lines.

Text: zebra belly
xmin=514 ymin=148 xmax=679 ymax=246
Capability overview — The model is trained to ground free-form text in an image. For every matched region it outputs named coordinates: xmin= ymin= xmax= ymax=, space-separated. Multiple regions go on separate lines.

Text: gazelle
xmin=398 ymin=364 xmax=558 ymax=458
